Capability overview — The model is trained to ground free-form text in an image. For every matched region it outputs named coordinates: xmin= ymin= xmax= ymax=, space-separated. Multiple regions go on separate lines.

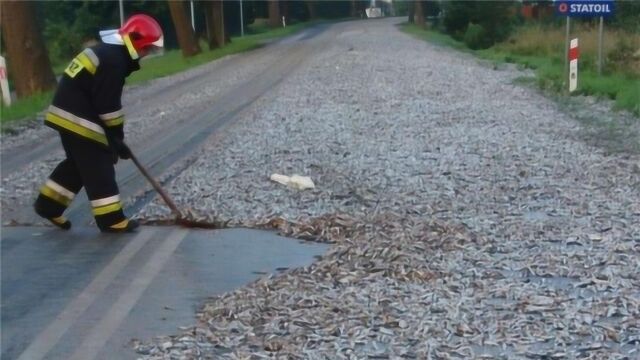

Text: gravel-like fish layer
xmin=133 ymin=20 xmax=639 ymax=359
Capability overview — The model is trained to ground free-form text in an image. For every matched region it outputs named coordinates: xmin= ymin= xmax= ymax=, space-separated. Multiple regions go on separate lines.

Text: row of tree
xmin=1 ymin=1 xmax=369 ymax=100
xmin=405 ymin=0 xmax=640 ymax=50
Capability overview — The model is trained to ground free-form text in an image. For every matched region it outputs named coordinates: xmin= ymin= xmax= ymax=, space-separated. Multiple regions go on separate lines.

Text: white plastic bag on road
xmin=270 ymin=173 xmax=315 ymax=190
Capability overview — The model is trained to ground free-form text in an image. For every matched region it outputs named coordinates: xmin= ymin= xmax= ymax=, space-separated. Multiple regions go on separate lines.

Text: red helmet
xmin=119 ymin=14 xmax=163 ymax=58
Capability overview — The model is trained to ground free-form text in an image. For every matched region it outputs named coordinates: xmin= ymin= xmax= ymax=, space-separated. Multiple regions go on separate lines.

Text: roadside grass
xmin=128 ymin=20 xmax=314 ymax=84
xmin=0 ymin=20 xmax=317 ymax=129
xmin=479 ymin=23 xmax=640 ymax=115
xmin=0 ymin=92 xmax=53 ymax=129
xmin=401 ymin=23 xmax=640 ymax=116
xmin=401 ymin=23 xmax=469 ymax=51
xmin=126 ymin=38 xmax=260 ymax=84
xmin=401 ymin=22 xmax=640 ymax=154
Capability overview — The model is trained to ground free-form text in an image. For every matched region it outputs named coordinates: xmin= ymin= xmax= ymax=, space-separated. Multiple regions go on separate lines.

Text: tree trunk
xmin=415 ymin=1 xmax=425 ymax=28
xmin=203 ymin=2 xmax=227 ymax=50
xmin=211 ymin=0 xmax=225 ymax=47
xmin=407 ymin=1 xmax=415 ymax=23
xmin=168 ymin=0 xmax=201 ymax=57
xmin=0 ymin=1 xmax=56 ymax=98
xmin=203 ymin=2 xmax=216 ymax=50
xmin=306 ymin=0 xmax=316 ymax=20
xmin=268 ymin=0 xmax=280 ymax=28
xmin=282 ymin=1 xmax=290 ymax=23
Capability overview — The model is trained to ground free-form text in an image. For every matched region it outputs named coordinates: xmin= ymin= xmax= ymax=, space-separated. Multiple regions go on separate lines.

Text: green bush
xmin=612 ymin=0 xmax=640 ymax=33
xmin=616 ymin=81 xmax=640 ymax=115
xmin=442 ymin=1 xmax=475 ymax=39
xmin=442 ymin=0 xmax=516 ymax=46
xmin=463 ymin=23 xmax=489 ymax=49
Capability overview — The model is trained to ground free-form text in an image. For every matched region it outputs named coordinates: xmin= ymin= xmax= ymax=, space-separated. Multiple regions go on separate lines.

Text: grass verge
xmin=128 ymin=20 xmax=315 ymax=84
xmin=1 ymin=92 xmax=53 ymax=128
xmin=401 ymin=22 xmax=639 ymax=154
xmin=400 ymin=23 xmax=640 ymax=117
xmin=1 ymin=20 xmax=319 ymax=129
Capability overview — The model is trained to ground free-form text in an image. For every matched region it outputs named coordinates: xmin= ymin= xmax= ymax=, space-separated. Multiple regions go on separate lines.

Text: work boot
xmin=100 ymin=219 xmax=139 ymax=233
xmin=34 ymin=203 xmax=72 ymax=230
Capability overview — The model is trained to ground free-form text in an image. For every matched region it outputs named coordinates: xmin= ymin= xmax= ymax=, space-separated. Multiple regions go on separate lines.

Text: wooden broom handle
xmin=128 ymin=151 xmax=182 ymax=218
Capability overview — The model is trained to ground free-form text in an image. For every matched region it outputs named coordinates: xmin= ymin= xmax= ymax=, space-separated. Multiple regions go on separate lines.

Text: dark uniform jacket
xmin=45 ymin=43 xmax=139 ymax=148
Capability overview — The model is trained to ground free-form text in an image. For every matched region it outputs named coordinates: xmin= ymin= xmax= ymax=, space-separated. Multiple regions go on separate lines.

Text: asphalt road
xmin=1 ymin=226 xmax=327 ymax=360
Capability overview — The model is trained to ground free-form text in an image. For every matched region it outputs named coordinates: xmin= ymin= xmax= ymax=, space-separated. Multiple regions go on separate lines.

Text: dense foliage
xmin=37 ymin=1 xmax=174 ymax=66
xmin=613 ymin=0 xmax=640 ymax=33
xmin=35 ymin=0 xmax=369 ymax=67
xmin=441 ymin=0 xmax=516 ymax=49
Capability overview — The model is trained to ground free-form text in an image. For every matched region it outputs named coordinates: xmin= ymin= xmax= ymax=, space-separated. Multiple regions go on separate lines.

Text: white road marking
xmin=16 ymin=228 xmax=157 ymax=360
xmin=69 ymin=228 xmax=189 ymax=360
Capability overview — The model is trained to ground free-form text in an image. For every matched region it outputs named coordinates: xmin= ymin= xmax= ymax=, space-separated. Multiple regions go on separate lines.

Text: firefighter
xmin=34 ymin=14 xmax=163 ymax=233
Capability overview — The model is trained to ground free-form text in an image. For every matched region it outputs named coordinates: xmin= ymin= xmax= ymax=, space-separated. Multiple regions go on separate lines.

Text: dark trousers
xmin=35 ymin=133 xmax=126 ymax=229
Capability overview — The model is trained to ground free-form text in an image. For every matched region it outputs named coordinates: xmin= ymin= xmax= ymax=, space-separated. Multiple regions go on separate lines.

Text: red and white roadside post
xmin=568 ymin=38 xmax=579 ymax=93
xmin=0 ymin=55 xmax=11 ymax=106
xmin=557 ymin=0 xmax=613 ymax=90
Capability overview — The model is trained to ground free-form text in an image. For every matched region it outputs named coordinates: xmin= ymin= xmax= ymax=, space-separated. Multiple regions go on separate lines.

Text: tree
xmin=268 ymin=0 xmax=280 ymax=28
xmin=222 ymin=0 xmax=254 ymax=36
xmin=415 ymin=1 xmax=425 ymax=27
xmin=306 ymin=0 xmax=317 ymax=20
xmin=39 ymin=1 xmax=118 ymax=63
xmin=0 ymin=1 xmax=57 ymax=98
xmin=350 ymin=0 xmax=357 ymax=17
xmin=38 ymin=1 xmax=177 ymax=63
xmin=282 ymin=1 xmax=290 ymax=22
xmin=312 ymin=1 xmax=351 ymax=18
xmin=167 ymin=0 xmax=201 ymax=57
xmin=203 ymin=2 xmax=215 ymax=49
xmin=613 ymin=0 xmax=640 ymax=32
xmin=203 ymin=1 xmax=225 ymax=49
xmin=442 ymin=0 xmax=516 ymax=48
xmin=407 ymin=1 xmax=415 ymax=23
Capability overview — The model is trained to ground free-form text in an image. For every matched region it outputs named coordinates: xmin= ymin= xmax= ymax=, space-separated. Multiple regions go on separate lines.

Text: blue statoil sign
xmin=555 ymin=0 xmax=615 ymax=17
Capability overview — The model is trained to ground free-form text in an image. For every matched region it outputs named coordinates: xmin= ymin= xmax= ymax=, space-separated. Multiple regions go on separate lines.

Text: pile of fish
xmin=136 ymin=212 xmax=639 ymax=359
xmin=133 ymin=19 xmax=639 ymax=359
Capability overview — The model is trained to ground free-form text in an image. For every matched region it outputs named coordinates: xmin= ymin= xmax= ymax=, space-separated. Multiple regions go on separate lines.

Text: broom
xmin=129 ymin=151 xmax=223 ymax=229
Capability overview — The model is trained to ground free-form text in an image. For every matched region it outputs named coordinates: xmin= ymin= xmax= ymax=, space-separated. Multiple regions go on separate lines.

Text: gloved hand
xmin=110 ymin=137 xmax=132 ymax=160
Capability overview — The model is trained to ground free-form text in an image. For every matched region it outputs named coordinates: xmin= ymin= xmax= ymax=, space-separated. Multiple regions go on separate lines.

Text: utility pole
xmin=564 ymin=17 xmax=570 ymax=90
xmin=119 ymin=0 xmax=124 ymax=26
xmin=240 ymin=0 xmax=244 ymax=36
xmin=190 ymin=0 xmax=195 ymax=31
xmin=598 ymin=16 xmax=604 ymax=76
